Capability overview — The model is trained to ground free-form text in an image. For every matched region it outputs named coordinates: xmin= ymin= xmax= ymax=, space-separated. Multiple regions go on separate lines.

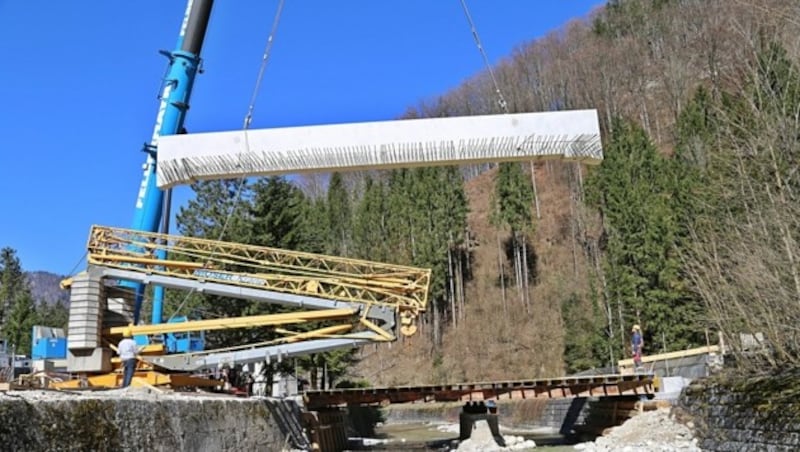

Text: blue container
xmin=32 ymin=337 xmax=67 ymax=360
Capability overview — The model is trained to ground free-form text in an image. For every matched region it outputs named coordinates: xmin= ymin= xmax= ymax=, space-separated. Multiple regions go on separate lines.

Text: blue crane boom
xmin=127 ymin=0 xmax=214 ymax=326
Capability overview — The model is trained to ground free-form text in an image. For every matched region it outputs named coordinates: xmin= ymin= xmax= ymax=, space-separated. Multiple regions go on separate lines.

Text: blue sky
xmin=0 ymin=1 xmax=604 ymax=275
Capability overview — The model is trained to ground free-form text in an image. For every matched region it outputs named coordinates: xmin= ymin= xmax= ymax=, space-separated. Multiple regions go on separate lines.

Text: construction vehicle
xmin=56 ymin=0 xmax=602 ymax=389
xmin=57 ymin=224 xmax=430 ymax=388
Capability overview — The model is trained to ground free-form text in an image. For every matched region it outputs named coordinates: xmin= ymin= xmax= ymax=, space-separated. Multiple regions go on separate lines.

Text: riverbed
xmin=349 ymin=421 xmax=578 ymax=450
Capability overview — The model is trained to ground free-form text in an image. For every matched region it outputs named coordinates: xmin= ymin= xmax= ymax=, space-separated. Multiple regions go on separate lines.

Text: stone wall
xmin=0 ymin=392 xmax=304 ymax=452
xmin=677 ymin=368 xmax=800 ymax=451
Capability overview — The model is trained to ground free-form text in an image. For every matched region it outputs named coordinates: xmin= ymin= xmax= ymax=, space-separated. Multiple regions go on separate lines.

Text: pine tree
xmin=172 ymin=179 xmax=253 ymax=343
xmin=586 ymin=118 xmax=704 ymax=363
xmin=0 ymin=248 xmax=38 ymax=354
xmin=352 ymin=176 xmax=389 ymax=261
xmin=37 ymin=300 xmax=69 ymax=331
xmin=0 ymin=247 xmax=26 ymax=326
xmin=490 ymin=162 xmax=535 ymax=310
xmin=326 ymin=173 xmax=352 ymax=256
xmin=251 ymin=176 xmax=317 ymax=251
xmin=6 ymin=291 xmax=37 ymax=355
xmin=395 ymin=166 xmax=469 ymax=349
xmin=385 ymin=169 xmax=418 ymax=264
xmin=176 ymin=179 xmax=252 ymax=241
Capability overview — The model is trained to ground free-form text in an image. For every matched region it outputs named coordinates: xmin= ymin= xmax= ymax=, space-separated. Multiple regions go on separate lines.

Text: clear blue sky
xmin=0 ymin=1 xmax=604 ymax=275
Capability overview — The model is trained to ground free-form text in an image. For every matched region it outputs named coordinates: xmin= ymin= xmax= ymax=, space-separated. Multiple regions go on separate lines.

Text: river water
xmin=348 ymin=421 xmax=579 ymax=451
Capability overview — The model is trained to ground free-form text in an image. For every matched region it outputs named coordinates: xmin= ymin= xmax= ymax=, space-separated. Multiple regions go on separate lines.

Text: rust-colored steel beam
xmin=304 ymin=373 xmax=655 ymax=409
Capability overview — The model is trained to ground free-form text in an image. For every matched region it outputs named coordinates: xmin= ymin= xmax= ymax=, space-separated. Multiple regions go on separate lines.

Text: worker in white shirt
xmin=117 ymin=328 xmax=138 ymax=388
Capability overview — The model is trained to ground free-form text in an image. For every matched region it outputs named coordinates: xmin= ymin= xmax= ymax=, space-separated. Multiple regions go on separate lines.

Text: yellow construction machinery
xmin=54 ymin=225 xmax=430 ymax=389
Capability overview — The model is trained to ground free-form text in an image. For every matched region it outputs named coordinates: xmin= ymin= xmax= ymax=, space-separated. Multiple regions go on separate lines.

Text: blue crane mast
xmin=126 ymin=0 xmax=214 ymax=327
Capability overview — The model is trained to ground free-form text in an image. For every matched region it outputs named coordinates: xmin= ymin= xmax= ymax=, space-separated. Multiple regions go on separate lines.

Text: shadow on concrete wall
xmin=560 ymin=397 xmax=587 ymax=435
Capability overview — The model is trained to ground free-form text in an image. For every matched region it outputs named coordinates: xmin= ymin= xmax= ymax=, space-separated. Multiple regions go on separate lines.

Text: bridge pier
xmin=459 ymin=402 xmax=505 ymax=447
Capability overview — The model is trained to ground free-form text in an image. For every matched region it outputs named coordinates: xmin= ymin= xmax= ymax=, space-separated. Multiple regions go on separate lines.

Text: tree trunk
xmin=322 ymin=360 xmax=328 ymax=390
xmin=497 ymin=232 xmax=507 ymax=316
xmin=514 ymin=232 xmax=524 ymax=306
xmin=458 ymin=249 xmax=466 ymax=322
xmin=447 ymin=242 xmax=457 ymax=328
xmin=569 ymin=180 xmax=579 ymax=279
xmin=521 ymin=235 xmax=531 ymax=313
xmin=618 ymin=296 xmax=626 ymax=356
xmin=529 ymin=161 xmax=541 ymax=220
xmin=310 ymin=354 xmax=319 ymax=390
xmin=432 ymin=298 xmax=442 ymax=349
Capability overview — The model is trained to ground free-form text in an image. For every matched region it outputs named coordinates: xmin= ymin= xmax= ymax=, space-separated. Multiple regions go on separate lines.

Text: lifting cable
xmin=458 ymin=0 xmax=509 ymax=114
xmin=218 ymin=0 xmax=286 ymax=242
xmin=168 ymin=0 xmax=287 ymax=320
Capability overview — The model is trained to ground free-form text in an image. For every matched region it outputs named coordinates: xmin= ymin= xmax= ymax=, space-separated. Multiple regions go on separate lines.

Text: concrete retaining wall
xmin=0 ymin=392 xmax=304 ymax=451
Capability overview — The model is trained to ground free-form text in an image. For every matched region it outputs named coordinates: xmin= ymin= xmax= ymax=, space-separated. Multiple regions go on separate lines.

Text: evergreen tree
xmin=326 ymin=173 xmax=352 ymax=256
xmin=385 ymin=169 xmax=418 ymax=264
xmin=0 ymin=248 xmax=38 ymax=354
xmin=561 ymin=291 xmax=607 ymax=373
xmin=172 ymin=179 xmax=253 ymax=343
xmin=586 ymin=118 xmax=704 ymax=363
xmin=491 ymin=163 xmax=535 ymax=235
xmin=306 ymin=196 xmax=330 ymax=256
xmin=176 ymin=179 xmax=252 ymax=241
xmin=490 ymin=162 xmax=535 ymax=308
xmin=352 ymin=176 xmax=389 ymax=261
xmin=397 ymin=166 xmax=469 ymax=349
xmin=37 ymin=300 xmax=69 ymax=331
xmin=251 ymin=176 xmax=318 ymax=252
xmin=6 ymin=291 xmax=37 ymax=355
xmin=251 ymin=176 xmax=363 ymax=386
xmin=0 ymin=247 xmax=26 ymax=326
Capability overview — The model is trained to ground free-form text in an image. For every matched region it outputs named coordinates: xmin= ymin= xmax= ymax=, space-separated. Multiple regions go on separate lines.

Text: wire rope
xmin=167 ymin=0 xmax=286 ymax=321
xmin=459 ymin=0 xmax=510 ymax=114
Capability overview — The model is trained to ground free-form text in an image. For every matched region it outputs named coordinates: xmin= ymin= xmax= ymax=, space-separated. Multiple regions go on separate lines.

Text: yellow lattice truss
xmin=82 ymin=225 xmax=431 ymax=333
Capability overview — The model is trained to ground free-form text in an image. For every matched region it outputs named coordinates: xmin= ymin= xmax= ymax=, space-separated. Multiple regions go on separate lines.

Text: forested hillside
xmin=170 ymin=0 xmax=800 ymax=386
xmin=0 ymin=249 xmax=69 ymax=355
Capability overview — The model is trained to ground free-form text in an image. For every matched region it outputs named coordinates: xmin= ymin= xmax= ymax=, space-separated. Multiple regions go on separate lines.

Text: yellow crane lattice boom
xmin=85 ymin=225 xmax=431 ymax=324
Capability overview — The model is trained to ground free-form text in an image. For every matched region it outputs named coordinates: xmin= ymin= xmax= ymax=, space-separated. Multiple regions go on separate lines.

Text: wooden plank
xmin=618 ymin=345 xmax=720 ymax=367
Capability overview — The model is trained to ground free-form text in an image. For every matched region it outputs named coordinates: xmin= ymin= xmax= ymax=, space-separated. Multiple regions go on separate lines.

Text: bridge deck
xmin=304 ymin=373 xmax=654 ymax=409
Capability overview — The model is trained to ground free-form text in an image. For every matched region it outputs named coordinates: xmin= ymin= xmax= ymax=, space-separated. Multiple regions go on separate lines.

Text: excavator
xmin=54 ymin=0 xmax=602 ymax=389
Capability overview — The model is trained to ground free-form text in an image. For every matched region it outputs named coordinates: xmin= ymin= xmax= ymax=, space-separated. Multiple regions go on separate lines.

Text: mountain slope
xmin=353 ymin=0 xmax=800 ymax=384
xmin=26 ymin=271 xmax=69 ymax=306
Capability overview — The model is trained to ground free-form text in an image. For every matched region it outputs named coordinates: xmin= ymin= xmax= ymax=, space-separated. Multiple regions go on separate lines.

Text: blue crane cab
xmin=164 ymin=316 xmax=205 ymax=353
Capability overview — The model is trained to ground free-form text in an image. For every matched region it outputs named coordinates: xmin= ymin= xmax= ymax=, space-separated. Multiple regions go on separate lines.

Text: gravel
xmin=573 ymin=408 xmax=700 ymax=452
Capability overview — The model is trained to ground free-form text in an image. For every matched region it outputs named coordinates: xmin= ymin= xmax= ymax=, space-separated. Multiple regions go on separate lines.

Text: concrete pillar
xmin=459 ymin=410 xmax=505 ymax=447
xmin=66 ymin=269 xmax=111 ymax=373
